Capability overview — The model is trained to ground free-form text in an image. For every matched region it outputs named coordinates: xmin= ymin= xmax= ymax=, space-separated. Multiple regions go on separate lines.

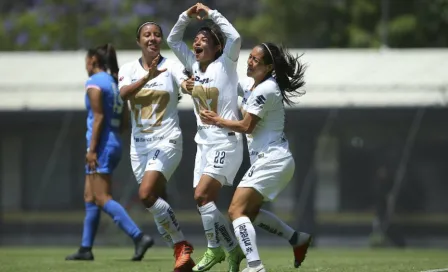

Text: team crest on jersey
xmin=119 ymin=76 xmax=124 ymax=82
xmin=192 ymin=85 xmax=219 ymax=113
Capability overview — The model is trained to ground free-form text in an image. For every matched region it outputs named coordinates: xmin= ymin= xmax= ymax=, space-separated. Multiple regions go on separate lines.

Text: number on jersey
xmin=214 ymin=151 xmax=226 ymax=165
xmin=111 ymin=82 xmax=123 ymax=127
xmin=247 ymin=166 xmax=255 ymax=177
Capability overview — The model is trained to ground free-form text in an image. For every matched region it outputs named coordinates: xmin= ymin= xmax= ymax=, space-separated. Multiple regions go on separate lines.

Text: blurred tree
xmin=0 ymin=0 xmax=447 ymax=50
xmin=235 ymin=0 xmax=448 ymax=48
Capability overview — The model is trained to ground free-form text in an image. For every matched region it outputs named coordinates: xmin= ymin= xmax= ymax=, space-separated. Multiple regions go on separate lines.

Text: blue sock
xmin=102 ymin=199 xmax=142 ymax=240
xmin=81 ymin=202 xmax=101 ymax=248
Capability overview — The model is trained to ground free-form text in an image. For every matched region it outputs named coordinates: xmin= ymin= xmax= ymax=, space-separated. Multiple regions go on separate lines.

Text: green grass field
xmin=0 ymin=247 xmax=447 ymax=272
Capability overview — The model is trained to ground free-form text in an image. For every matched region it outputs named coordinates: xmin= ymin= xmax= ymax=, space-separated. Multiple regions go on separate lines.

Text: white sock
xmin=232 ymin=216 xmax=261 ymax=266
xmin=147 ymin=198 xmax=185 ymax=244
xmin=254 ymin=209 xmax=295 ymax=241
xmin=198 ymin=201 xmax=222 ymax=248
xmin=216 ymin=212 xmax=238 ymax=252
xmin=154 ymin=219 xmax=174 ymax=248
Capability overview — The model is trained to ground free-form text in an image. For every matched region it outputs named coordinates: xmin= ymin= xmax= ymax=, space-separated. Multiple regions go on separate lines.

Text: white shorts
xmin=238 ymin=155 xmax=295 ymax=201
xmin=130 ymin=144 xmax=182 ymax=184
xmin=193 ymin=140 xmax=243 ymax=188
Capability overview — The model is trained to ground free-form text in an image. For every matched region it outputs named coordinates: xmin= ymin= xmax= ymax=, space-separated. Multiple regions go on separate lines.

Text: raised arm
xmin=166 ymin=7 xmax=197 ymax=71
xmin=119 ymin=56 xmax=166 ymax=100
xmin=199 ymin=4 xmax=241 ymax=62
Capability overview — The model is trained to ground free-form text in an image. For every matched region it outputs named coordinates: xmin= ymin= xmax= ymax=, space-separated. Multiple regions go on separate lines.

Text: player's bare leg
xmin=140 ymin=170 xmax=194 ymax=270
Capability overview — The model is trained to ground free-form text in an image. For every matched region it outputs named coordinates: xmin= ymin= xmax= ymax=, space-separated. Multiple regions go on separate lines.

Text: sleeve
xmin=85 ymin=77 xmax=101 ymax=91
xmin=117 ymin=64 xmax=131 ymax=90
xmin=208 ymin=9 xmax=241 ymax=63
xmin=237 ymin=77 xmax=253 ymax=97
xmin=166 ymin=12 xmax=196 ymax=72
xmin=237 ymin=81 xmax=244 ymax=98
xmin=170 ymin=61 xmax=189 ymax=87
xmin=244 ymin=83 xmax=273 ymax=119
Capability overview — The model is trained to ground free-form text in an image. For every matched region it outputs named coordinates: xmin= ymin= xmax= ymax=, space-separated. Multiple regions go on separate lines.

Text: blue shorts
xmin=85 ymin=145 xmax=122 ymax=175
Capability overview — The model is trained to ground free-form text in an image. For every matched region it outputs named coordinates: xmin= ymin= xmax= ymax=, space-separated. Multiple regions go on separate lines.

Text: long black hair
xmin=87 ymin=43 xmax=119 ymax=83
xmin=197 ymin=21 xmax=226 ymax=61
xmin=259 ymin=43 xmax=306 ymax=106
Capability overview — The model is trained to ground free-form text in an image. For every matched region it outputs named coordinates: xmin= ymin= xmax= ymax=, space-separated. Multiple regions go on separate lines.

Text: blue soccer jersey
xmin=85 ymin=72 xmax=124 ymax=174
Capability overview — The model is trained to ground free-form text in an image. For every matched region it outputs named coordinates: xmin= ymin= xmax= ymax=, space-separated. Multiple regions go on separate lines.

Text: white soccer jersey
xmin=240 ymin=77 xmax=292 ymax=164
xmin=167 ymin=9 xmax=241 ymax=144
xmin=118 ymin=57 xmax=186 ymax=154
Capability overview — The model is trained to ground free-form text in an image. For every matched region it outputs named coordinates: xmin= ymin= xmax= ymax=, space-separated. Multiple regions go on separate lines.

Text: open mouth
xmin=194 ymin=47 xmax=204 ymax=56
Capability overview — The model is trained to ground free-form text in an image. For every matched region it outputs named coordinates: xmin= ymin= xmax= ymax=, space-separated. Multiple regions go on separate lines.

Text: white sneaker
xmin=242 ymin=264 xmax=266 ymax=272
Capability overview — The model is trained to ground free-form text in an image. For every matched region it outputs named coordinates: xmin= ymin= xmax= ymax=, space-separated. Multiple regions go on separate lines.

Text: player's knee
xmin=194 ymin=191 xmax=211 ymax=206
xmin=228 ymin=202 xmax=258 ymax=221
xmin=84 ymin=192 xmax=95 ymax=203
xmin=138 ymin=186 xmax=158 ymax=208
xmin=94 ymin=193 xmax=112 ymax=207
xmin=228 ymin=203 xmax=244 ymax=221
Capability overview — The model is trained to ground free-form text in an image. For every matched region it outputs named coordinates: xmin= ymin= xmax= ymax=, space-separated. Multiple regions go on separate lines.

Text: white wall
xmin=1 ymin=49 xmax=448 ymax=110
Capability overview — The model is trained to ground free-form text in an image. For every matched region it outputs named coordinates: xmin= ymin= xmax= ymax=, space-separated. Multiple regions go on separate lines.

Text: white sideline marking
xmin=420 ymin=268 xmax=448 ymax=272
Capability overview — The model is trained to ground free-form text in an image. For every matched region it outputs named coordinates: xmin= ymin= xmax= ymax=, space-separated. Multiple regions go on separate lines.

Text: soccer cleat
xmin=131 ymin=234 xmax=154 ymax=261
xmin=65 ymin=248 xmax=94 ymax=261
xmin=293 ymin=234 xmax=312 ymax=268
xmin=192 ymin=247 xmax=226 ymax=271
xmin=227 ymin=246 xmax=246 ymax=272
xmin=242 ymin=264 xmax=266 ymax=272
xmin=174 ymin=241 xmax=195 ymax=270
xmin=173 ymin=257 xmax=195 ymax=272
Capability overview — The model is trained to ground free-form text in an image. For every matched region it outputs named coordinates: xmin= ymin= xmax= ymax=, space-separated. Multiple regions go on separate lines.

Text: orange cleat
xmin=173 ymin=258 xmax=195 ymax=272
xmin=293 ymin=235 xmax=312 ymax=268
xmin=174 ymin=241 xmax=195 ymax=270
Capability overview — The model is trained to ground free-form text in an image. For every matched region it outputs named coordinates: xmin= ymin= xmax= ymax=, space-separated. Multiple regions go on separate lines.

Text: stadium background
xmin=1 ymin=0 xmax=448 ymax=250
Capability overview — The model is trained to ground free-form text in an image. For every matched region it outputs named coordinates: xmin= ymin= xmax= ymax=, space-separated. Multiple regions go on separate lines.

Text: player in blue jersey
xmin=65 ymin=43 xmax=154 ymax=261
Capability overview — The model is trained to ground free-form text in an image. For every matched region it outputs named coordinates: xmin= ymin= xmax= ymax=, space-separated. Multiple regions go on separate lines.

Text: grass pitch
xmin=0 ymin=246 xmax=447 ymax=272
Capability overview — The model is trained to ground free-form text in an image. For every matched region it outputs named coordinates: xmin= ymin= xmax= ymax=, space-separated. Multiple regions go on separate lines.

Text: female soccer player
xmin=66 ymin=44 xmax=153 ymax=262
xmin=200 ymin=43 xmax=313 ymax=272
xmin=118 ymin=22 xmax=194 ymax=270
xmin=167 ymin=3 xmax=245 ymax=272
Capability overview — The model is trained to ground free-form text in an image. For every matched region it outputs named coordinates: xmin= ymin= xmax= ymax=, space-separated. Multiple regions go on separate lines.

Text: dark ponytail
xmin=87 ymin=43 xmax=120 ymax=83
xmin=259 ymin=43 xmax=306 ymax=106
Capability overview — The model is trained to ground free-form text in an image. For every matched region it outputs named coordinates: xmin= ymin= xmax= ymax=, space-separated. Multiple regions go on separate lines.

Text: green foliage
xmin=0 ymin=0 xmax=448 ymax=50
xmin=236 ymin=0 xmax=448 ymax=48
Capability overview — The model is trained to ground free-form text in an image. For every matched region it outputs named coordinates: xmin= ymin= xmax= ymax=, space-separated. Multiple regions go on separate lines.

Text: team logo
xmin=255 ymin=95 xmax=266 ymax=105
xmin=119 ymin=76 xmax=124 ymax=82
xmin=206 ymin=232 xmax=215 ymax=241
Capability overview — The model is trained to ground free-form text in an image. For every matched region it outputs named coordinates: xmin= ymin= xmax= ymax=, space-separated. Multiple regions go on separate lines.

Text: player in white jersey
xmin=167 ymin=3 xmax=245 ymax=272
xmin=201 ymin=43 xmax=312 ymax=272
xmin=118 ymin=21 xmax=194 ymax=271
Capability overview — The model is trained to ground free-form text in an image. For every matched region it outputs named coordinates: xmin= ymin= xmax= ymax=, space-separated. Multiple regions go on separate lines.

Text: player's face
xmin=137 ymin=24 xmax=162 ymax=57
xmin=85 ymin=55 xmax=95 ymax=77
xmin=247 ymin=46 xmax=273 ymax=81
xmin=193 ymin=31 xmax=221 ymax=63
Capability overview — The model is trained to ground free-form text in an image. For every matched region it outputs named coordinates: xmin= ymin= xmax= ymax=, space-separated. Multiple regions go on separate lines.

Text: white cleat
xmin=242 ymin=264 xmax=266 ymax=272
